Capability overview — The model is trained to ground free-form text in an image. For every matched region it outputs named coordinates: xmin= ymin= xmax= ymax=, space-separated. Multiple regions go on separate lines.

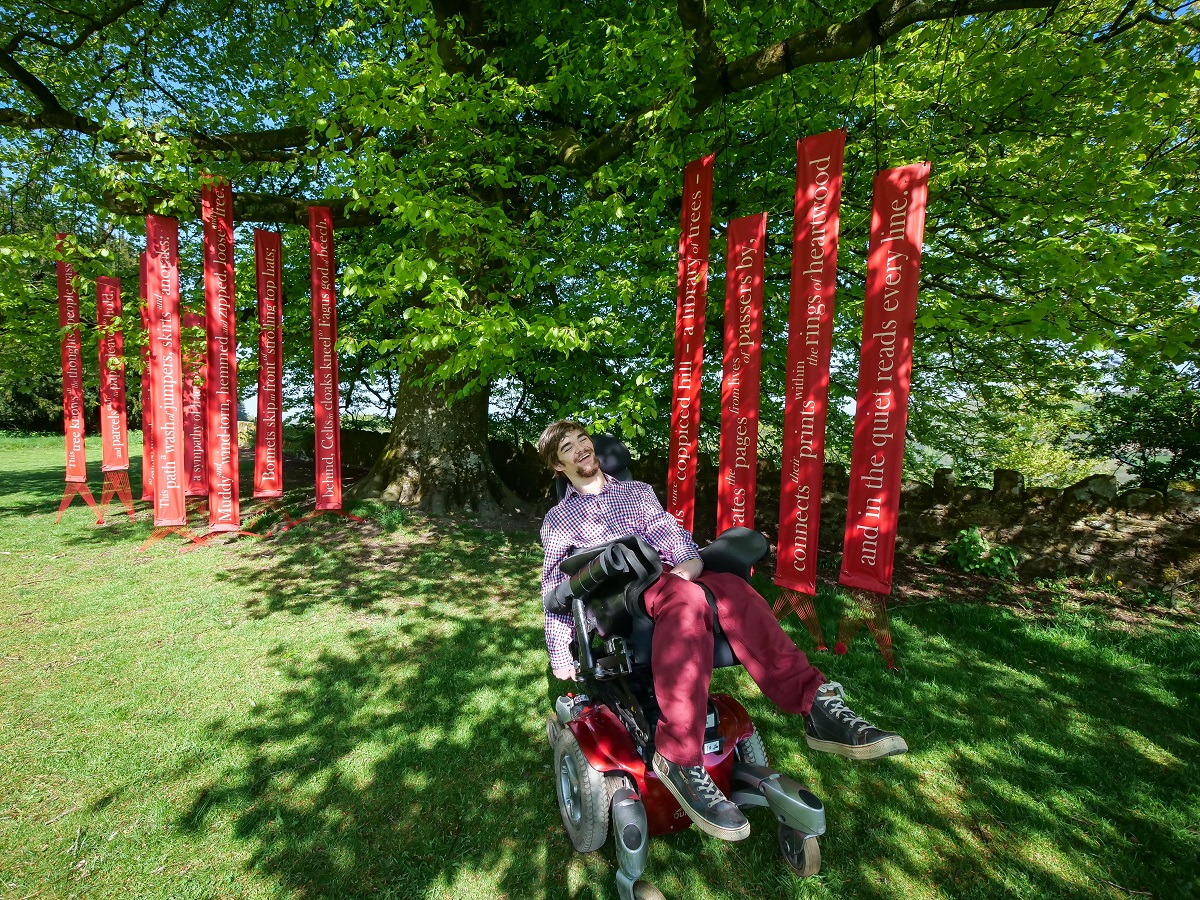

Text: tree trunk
xmin=349 ymin=368 xmax=519 ymax=517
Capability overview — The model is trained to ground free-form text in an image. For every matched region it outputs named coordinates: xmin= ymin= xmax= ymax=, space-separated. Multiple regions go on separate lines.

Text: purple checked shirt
xmin=540 ymin=475 xmax=700 ymax=671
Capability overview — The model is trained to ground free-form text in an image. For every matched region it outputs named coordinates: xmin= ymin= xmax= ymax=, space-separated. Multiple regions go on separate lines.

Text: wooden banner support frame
xmin=55 ymin=482 xmax=100 ymax=524
xmin=834 ymin=589 xmax=898 ymax=670
xmin=239 ymin=498 xmax=296 ymax=536
xmin=178 ymin=526 xmax=264 ymax=553
xmin=139 ymin=525 xmax=205 ymax=552
xmin=235 ymin=499 xmax=366 ymax=537
xmin=281 ymin=508 xmax=366 ymax=533
xmin=98 ymin=472 xmax=136 ymax=522
xmin=773 ymin=588 xmax=828 ymax=651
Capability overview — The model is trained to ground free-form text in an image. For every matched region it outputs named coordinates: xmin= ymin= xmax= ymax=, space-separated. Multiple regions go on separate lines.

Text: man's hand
xmin=670 ymin=557 xmax=704 ymax=581
xmin=553 ymin=665 xmax=577 ymax=681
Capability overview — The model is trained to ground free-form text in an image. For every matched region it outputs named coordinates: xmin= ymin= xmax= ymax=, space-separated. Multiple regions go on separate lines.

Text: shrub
xmin=945 ymin=527 xmax=1021 ymax=579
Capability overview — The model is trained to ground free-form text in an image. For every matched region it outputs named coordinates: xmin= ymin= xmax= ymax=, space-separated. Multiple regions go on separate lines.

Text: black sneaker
xmin=651 ymin=751 xmax=750 ymax=841
xmin=804 ymin=681 xmax=908 ymax=760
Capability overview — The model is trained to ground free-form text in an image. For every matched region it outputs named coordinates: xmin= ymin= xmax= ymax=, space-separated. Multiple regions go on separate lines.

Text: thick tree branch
xmin=1 ymin=24 xmax=317 ymax=159
xmin=713 ymin=0 xmax=1058 ymax=103
xmin=0 ymin=47 xmax=103 ymax=135
xmin=1095 ymin=7 xmax=1198 ymax=42
xmin=4 ymin=0 xmax=147 ymax=55
xmin=677 ymin=0 xmax=725 ymax=83
xmin=1 ymin=0 xmax=160 ymax=132
xmin=0 ymin=101 xmax=323 ymax=160
xmin=102 ymin=188 xmax=382 ymax=227
xmin=106 ymin=126 xmax=318 ymax=162
xmin=556 ymin=0 xmax=1058 ymax=175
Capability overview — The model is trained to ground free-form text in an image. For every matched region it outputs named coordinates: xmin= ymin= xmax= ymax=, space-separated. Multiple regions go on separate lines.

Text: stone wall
xmin=242 ymin=424 xmax=1198 ymax=588
xmin=238 ymin=423 xmax=388 ymax=470
xmin=490 ymin=441 xmax=1200 ymax=590
xmin=894 ymin=470 xmax=1200 ymax=588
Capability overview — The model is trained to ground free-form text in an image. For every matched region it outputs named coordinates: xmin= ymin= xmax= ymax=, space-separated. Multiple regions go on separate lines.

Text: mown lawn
xmin=1 ymin=433 xmax=1197 ymax=899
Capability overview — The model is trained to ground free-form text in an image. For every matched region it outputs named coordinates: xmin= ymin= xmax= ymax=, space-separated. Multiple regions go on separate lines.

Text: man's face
xmin=554 ymin=430 xmax=599 ymax=480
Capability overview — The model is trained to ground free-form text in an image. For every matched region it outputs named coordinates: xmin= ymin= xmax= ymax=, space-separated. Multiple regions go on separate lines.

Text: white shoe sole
xmin=651 ymin=757 xmax=751 ymax=842
xmin=805 ymin=734 xmax=908 ymax=760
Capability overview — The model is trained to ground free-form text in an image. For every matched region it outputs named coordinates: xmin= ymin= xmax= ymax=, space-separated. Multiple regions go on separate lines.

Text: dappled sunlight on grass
xmin=1 ymin=436 xmax=1198 ymax=898
xmin=1112 ymin=726 xmax=1186 ymax=768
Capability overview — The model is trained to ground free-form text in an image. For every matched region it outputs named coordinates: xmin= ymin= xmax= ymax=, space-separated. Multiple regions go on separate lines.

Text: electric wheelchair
xmin=545 ymin=437 xmax=827 ymax=900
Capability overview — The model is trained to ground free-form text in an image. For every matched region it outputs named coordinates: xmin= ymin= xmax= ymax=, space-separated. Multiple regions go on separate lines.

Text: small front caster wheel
xmin=778 ymin=824 xmax=821 ymax=877
xmin=546 ymin=715 xmax=561 ymax=747
xmin=633 ymin=879 xmax=667 ymax=900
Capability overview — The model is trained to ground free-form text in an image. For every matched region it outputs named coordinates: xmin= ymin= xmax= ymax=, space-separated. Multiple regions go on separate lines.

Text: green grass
xmin=1 ymin=433 xmax=1198 ymax=899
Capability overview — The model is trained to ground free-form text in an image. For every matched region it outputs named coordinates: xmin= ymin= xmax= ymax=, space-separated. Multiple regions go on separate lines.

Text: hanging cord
xmin=925 ymin=7 xmax=958 ymax=159
xmin=783 ymin=34 xmax=806 ymax=138
xmin=682 ymin=112 xmax=695 ymax=167
xmin=716 ymin=94 xmax=732 ymax=216
xmin=872 ymin=45 xmax=881 ymax=171
xmin=848 ymin=50 xmax=870 ymax=118
xmin=787 ymin=69 xmax=804 ymax=139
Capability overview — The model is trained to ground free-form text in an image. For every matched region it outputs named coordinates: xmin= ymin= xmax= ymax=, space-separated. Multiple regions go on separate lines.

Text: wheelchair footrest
xmin=730 ymin=762 xmax=827 ymax=837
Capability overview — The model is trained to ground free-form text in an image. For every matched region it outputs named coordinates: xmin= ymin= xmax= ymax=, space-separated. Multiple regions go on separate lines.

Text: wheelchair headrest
xmin=554 ymin=434 xmax=633 ymax=500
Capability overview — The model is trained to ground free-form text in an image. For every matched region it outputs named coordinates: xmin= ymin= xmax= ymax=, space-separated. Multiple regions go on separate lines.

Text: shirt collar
xmin=564 ymin=472 xmax=617 ymax=500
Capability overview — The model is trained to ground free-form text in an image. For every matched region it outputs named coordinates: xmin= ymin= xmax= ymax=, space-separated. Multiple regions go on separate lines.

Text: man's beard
xmin=576 ymin=456 xmax=600 ymax=478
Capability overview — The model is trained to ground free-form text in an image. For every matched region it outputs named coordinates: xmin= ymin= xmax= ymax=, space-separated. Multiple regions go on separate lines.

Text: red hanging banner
xmin=145 ymin=215 xmax=187 ymax=526
xmin=56 ymin=236 xmax=88 ymax=484
xmin=96 ymin=276 xmax=129 ymax=472
xmin=96 ymin=276 xmax=135 ymax=522
xmin=666 ymin=154 xmax=715 ymax=533
xmin=716 ymin=212 xmax=767 ymax=535
xmin=254 ymin=229 xmax=284 ymax=498
xmin=776 ymin=130 xmax=846 ymax=596
xmin=182 ymin=310 xmax=208 ymax=496
xmin=309 ymin=207 xmax=342 ymax=510
xmin=839 ymin=163 xmax=931 ymax=595
xmin=139 ymin=251 xmax=154 ymax=502
xmin=203 ymin=180 xmax=240 ymax=531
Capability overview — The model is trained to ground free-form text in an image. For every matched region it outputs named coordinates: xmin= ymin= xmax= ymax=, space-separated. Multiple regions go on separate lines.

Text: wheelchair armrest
xmin=558 ymin=535 xmax=663 ymax=633
xmin=566 ymin=542 xmax=635 ymax=600
xmin=560 ymin=535 xmax=661 ymax=587
xmin=699 ymin=527 xmax=769 ymax=583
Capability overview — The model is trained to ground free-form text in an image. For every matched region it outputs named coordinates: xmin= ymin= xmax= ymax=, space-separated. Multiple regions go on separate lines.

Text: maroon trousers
xmin=643 ymin=571 xmax=826 ymax=766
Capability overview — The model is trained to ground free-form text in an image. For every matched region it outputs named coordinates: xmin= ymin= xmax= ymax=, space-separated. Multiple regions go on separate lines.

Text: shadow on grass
xmin=741 ymin=587 xmax=1200 ymax=900
xmin=1 ymin=450 xmax=355 ymax=555
xmin=167 ymin=517 xmax=1200 ymax=899
xmin=5 ymin=438 xmax=1195 ymax=895
xmin=0 ymin=461 xmax=104 ymax=521
xmin=184 ymin=524 xmax=616 ymax=899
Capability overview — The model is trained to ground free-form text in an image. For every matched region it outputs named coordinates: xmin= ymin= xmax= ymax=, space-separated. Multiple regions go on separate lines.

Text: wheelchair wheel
xmin=778 ymin=824 xmax=821 ymax=877
xmin=632 ymin=879 xmax=667 ymax=899
xmin=734 ymin=725 xmax=769 ymax=767
xmin=546 ymin=715 xmax=561 ymax=748
xmin=553 ymin=727 xmax=610 ymax=852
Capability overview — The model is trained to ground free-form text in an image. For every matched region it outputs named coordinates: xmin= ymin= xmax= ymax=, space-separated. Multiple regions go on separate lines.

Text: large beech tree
xmin=2 ymin=1 xmax=1197 ymax=509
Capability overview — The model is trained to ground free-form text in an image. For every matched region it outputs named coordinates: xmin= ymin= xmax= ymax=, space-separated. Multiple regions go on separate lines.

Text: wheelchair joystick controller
xmin=555 ymin=693 xmax=589 ymax=725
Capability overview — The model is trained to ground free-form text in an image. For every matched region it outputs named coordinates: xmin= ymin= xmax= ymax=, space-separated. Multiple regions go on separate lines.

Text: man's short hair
xmin=538 ymin=420 xmax=589 ymax=472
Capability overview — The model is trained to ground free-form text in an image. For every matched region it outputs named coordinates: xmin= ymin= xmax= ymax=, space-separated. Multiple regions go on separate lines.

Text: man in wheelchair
xmin=540 ymin=420 xmax=907 ymax=845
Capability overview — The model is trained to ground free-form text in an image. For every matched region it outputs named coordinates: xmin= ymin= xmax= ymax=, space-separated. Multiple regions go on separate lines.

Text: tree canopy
xmin=2 ymin=0 xmax=1197 ymax=507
